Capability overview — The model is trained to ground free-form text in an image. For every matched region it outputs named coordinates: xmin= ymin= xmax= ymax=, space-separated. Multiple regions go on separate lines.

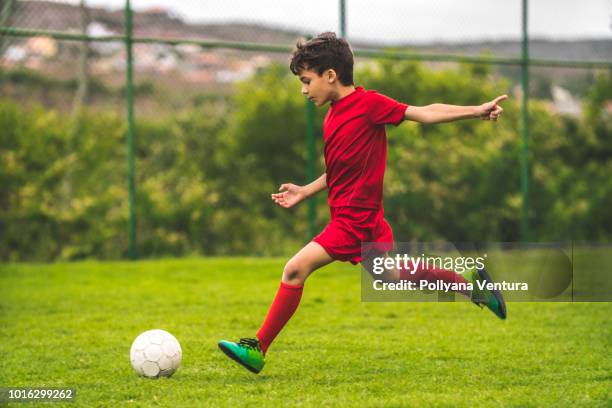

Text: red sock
xmin=399 ymin=261 xmax=470 ymax=297
xmin=256 ymin=281 xmax=304 ymax=355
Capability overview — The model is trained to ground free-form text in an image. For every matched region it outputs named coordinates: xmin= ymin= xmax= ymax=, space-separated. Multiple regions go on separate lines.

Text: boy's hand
xmin=476 ymin=95 xmax=507 ymax=121
xmin=271 ymin=183 xmax=306 ymax=208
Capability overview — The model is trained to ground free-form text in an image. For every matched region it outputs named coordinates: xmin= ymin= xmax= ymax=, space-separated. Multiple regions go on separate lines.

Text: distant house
xmin=26 ymin=36 xmax=57 ymax=58
xmin=88 ymin=22 xmax=122 ymax=56
xmin=140 ymin=7 xmax=182 ymax=22
xmin=551 ymin=85 xmax=581 ymax=116
xmin=216 ymin=55 xmax=271 ymax=83
xmin=4 ymin=45 xmax=27 ymax=64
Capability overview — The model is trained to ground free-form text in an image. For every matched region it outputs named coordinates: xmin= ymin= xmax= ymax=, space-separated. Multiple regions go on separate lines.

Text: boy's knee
xmin=282 ymin=259 xmax=309 ymax=285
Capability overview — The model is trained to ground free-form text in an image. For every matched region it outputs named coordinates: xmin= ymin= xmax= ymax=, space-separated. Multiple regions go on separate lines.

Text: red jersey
xmin=323 ymin=86 xmax=408 ymax=209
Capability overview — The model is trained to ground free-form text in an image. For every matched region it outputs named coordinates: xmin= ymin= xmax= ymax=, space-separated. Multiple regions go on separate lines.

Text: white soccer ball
xmin=130 ymin=329 xmax=182 ymax=378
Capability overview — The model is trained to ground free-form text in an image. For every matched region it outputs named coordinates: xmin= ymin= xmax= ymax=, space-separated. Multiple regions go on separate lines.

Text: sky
xmin=64 ymin=0 xmax=611 ymax=43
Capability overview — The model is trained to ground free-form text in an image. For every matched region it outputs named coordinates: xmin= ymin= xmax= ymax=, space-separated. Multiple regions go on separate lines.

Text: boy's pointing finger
xmin=493 ymin=94 xmax=508 ymax=105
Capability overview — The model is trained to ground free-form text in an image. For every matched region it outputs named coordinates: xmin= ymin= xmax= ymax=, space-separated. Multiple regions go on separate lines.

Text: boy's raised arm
xmin=404 ymin=95 xmax=507 ymax=124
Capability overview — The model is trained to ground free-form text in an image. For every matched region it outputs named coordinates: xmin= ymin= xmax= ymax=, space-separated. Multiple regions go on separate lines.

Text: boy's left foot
xmin=469 ymin=268 xmax=507 ymax=320
xmin=218 ymin=338 xmax=265 ymax=374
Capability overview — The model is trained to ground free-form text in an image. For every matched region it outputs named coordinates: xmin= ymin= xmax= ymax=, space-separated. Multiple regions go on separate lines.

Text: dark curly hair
xmin=289 ymin=32 xmax=354 ymax=86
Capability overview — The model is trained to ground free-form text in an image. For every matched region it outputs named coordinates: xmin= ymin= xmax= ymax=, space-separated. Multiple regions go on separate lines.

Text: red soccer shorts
xmin=313 ymin=206 xmax=394 ymax=265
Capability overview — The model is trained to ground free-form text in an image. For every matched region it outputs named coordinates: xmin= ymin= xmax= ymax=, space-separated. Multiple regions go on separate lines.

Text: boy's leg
xmin=256 ymin=242 xmax=334 ymax=353
xmin=278 ymin=241 xmax=335 ymax=285
xmin=218 ymin=242 xmax=334 ymax=373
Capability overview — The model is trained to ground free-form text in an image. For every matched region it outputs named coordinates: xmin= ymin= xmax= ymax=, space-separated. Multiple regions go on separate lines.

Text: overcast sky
xmin=67 ymin=0 xmax=611 ymax=43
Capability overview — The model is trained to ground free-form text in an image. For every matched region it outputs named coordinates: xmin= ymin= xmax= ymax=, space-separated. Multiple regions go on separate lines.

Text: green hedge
xmin=1 ymin=61 xmax=610 ymax=261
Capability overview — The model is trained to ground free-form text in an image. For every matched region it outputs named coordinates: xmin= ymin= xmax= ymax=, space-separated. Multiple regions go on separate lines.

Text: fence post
xmin=0 ymin=0 xmax=15 ymax=54
xmin=520 ymin=0 xmax=530 ymax=242
xmin=125 ymin=0 xmax=137 ymax=259
xmin=339 ymin=0 xmax=346 ymax=38
xmin=306 ymin=99 xmax=316 ymax=239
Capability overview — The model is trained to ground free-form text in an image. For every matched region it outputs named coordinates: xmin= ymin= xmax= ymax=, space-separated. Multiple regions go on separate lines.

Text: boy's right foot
xmin=218 ymin=338 xmax=265 ymax=374
xmin=468 ymin=268 xmax=507 ymax=320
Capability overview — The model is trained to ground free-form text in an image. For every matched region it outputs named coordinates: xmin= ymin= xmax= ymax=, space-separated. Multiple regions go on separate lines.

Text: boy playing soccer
xmin=219 ymin=32 xmax=507 ymax=374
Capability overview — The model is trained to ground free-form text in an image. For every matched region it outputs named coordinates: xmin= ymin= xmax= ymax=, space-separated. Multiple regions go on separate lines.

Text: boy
xmin=218 ymin=32 xmax=507 ymax=374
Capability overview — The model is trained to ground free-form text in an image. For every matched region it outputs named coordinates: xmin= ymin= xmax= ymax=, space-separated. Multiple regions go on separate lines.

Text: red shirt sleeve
xmin=366 ymin=91 xmax=409 ymax=126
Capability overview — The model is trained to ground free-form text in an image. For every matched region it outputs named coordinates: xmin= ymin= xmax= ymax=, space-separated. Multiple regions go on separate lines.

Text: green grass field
xmin=1 ymin=258 xmax=610 ymax=407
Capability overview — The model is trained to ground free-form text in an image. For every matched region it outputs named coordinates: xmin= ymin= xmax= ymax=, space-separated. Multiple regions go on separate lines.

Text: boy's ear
xmin=326 ymin=69 xmax=337 ymax=84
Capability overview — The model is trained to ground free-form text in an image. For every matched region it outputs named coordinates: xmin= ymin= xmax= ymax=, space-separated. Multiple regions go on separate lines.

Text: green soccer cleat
xmin=218 ymin=338 xmax=265 ymax=374
xmin=468 ymin=267 xmax=507 ymax=320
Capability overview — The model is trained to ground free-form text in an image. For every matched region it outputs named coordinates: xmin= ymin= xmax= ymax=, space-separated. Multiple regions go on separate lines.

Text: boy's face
xmin=298 ymin=68 xmax=335 ymax=107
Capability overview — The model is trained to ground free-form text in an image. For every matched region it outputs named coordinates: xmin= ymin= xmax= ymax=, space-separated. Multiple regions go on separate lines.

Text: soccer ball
xmin=130 ymin=329 xmax=182 ymax=378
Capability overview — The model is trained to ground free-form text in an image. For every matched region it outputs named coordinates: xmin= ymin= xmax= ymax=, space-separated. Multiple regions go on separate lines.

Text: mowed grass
xmin=1 ymin=258 xmax=610 ymax=407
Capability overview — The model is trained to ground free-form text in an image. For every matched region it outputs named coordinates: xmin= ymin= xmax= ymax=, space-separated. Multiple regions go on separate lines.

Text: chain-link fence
xmin=1 ymin=0 xmax=611 ymax=261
